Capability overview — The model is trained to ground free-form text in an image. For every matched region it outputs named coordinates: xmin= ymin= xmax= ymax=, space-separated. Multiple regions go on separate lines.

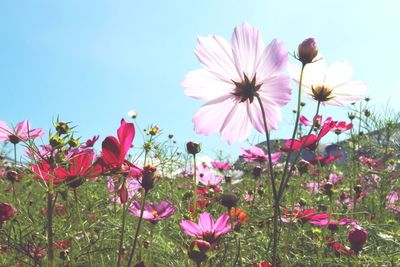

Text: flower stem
xmin=74 ymin=189 xmax=92 ymax=267
xmin=127 ymin=190 xmax=148 ymax=267
xmin=192 ymin=154 xmax=198 ymax=216
xmin=255 ymin=94 xmax=279 ymax=266
xmin=117 ymin=177 xmax=128 ymax=267
xmin=278 ymin=64 xmax=305 ymax=199
xmin=47 ymin=191 xmax=55 ymax=267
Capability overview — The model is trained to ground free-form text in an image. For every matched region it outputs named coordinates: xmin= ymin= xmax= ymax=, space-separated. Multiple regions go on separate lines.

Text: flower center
xmin=151 ymin=210 xmax=158 ymax=217
xmin=232 ymin=73 xmax=262 ymax=103
xmin=310 ymin=84 xmax=335 ymax=102
xmin=8 ymin=134 xmax=20 ymax=145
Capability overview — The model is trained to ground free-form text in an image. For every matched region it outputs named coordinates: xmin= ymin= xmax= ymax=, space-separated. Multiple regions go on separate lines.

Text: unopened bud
xmin=186 ymin=141 xmax=201 ymax=155
xmin=252 ymin=166 xmax=262 ymax=179
xmin=55 ymin=122 xmax=70 ymax=135
xmin=298 ymin=38 xmax=318 ymax=65
xmin=49 ymin=135 xmax=63 ymax=148
xmin=127 ymin=110 xmax=138 ymax=119
xmin=220 ymin=193 xmax=238 ymax=209
xmin=188 ymin=240 xmax=211 ymax=265
xmin=6 ymin=170 xmax=17 ymax=182
xmin=142 ymin=165 xmax=156 ymax=192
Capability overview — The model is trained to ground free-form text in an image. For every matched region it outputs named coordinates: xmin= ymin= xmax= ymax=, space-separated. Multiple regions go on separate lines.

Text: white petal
xmin=325 ymin=61 xmax=353 ymax=87
xmin=258 ymin=74 xmax=292 ymax=107
xmin=255 ymin=39 xmax=288 ymax=81
xmin=182 ymin=69 xmax=235 ymax=101
xmin=302 ymin=58 xmax=328 ymax=86
xmin=195 ymin=35 xmax=240 ymax=83
xmin=231 ymin=22 xmax=263 ymax=79
xmin=219 ymin=101 xmax=252 ymax=144
xmin=327 ymin=81 xmax=367 ymax=106
xmin=192 ymin=95 xmax=236 ymax=136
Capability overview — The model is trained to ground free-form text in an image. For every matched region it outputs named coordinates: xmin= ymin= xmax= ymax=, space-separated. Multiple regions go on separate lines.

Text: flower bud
xmin=68 ymin=138 xmax=79 ymax=148
xmin=186 ymin=141 xmax=201 ymax=155
xmin=348 ymin=112 xmax=356 ymax=120
xmin=364 ymin=109 xmax=371 ymax=117
xmin=298 ymin=160 xmax=310 ymax=175
xmin=252 ymin=166 xmax=262 ymax=179
xmin=348 ymin=225 xmax=367 ymax=253
xmin=354 ymin=185 xmax=362 ymax=194
xmin=49 ymin=135 xmax=63 ymax=148
xmin=6 ymin=170 xmax=18 ymax=182
xmin=55 ymin=122 xmax=70 ymax=135
xmin=142 ymin=165 xmax=156 ymax=192
xmin=220 ymin=193 xmax=238 ymax=209
xmin=298 ymin=38 xmax=318 ymax=65
xmin=188 ymin=240 xmax=211 ymax=265
xmin=224 ymin=175 xmax=232 ymax=184
xmin=127 ymin=110 xmax=138 ymax=119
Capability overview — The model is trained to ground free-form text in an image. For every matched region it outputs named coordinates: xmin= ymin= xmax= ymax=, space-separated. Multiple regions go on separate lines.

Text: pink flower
xmin=180 ymin=212 xmax=232 ymax=244
xmin=330 ymin=121 xmax=352 ymax=134
xmin=210 ymin=161 xmax=231 ymax=172
xmin=107 ymin=177 xmax=141 ymax=206
xmin=128 ymin=200 xmax=176 ymax=223
xmin=310 ymin=154 xmax=342 ymax=165
xmin=99 ymin=119 xmax=141 ymax=176
xmin=0 ymin=203 xmax=15 ymax=225
xmin=300 ymin=115 xmax=332 ymax=129
xmin=281 ymin=118 xmax=333 ymax=152
xmin=348 ymin=225 xmax=368 ymax=253
xmin=240 ymin=146 xmax=280 ymax=163
xmin=289 ymin=59 xmax=367 ymax=106
xmin=0 ymin=120 xmax=44 ymax=144
xmin=182 ymin=22 xmax=291 ymax=144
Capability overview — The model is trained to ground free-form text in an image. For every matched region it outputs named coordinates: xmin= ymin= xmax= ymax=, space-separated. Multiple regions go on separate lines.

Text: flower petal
xmin=182 ymin=69 xmax=234 ymax=101
xmin=180 ymin=220 xmax=202 ymax=237
xmin=256 ymin=39 xmax=288 ymax=81
xmin=231 ymin=22 xmax=263 ymax=79
xmin=198 ymin=212 xmax=214 ymax=232
xmin=195 ymin=35 xmax=240 ymax=82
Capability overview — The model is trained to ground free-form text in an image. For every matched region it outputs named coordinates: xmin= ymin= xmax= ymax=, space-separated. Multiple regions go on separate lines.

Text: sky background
xmin=1 ymin=0 xmax=399 ymax=161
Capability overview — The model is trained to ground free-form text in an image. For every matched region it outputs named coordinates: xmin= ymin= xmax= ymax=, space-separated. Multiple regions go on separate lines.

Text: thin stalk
xmin=278 ymin=101 xmax=321 ymax=199
xmin=117 ymin=177 xmax=128 ymax=267
xmin=127 ymin=191 xmax=148 ymax=267
xmin=278 ymin=64 xmax=305 ymax=198
xmin=255 ymin=95 xmax=279 ymax=266
xmin=47 ymin=164 xmax=55 ymax=267
xmin=74 ymin=189 xmax=92 ymax=266
xmin=192 ymin=154 xmax=198 ymax=215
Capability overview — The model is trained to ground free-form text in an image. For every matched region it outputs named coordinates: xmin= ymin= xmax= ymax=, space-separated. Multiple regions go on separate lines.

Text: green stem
xmin=74 ymin=189 xmax=92 ymax=266
xmin=254 ymin=95 xmax=279 ymax=266
xmin=127 ymin=191 xmax=148 ymax=267
xmin=117 ymin=177 xmax=128 ymax=267
xmin=278 ymin=64 xmax=305 ymax=199
xmin=193 ymin=154 xmax=198 ymax=215
xmin=278 ymin=101 xmax=321 ymax=199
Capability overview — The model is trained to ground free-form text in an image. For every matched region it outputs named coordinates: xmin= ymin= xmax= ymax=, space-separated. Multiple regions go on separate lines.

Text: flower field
xmin=0 ymin=23 xmax=399 ymax=267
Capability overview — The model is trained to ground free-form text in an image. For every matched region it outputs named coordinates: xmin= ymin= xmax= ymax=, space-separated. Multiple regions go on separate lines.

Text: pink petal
xmin=182 ymin=69 xmax=234 ymax=101
xmin=192 ymin=95 xmax=236 ymax=137
xmin=14 ymin=120 xmax=29 ymax=137
xmin=0 ymin=120 xmax=11 ymax=141
xmin=231 ymin=22 xmax=263 ymax=79
xmin=195 ymin=35 xmax=240 ymax=83
xmin=256 ymin=39 xmax=288 ymax=81
xmin=198 ymin=212 xmax=214 ymax=232
xmin=219 ymin=101 xmax=252 ymax=144
xmin=213 ymin=213 xmax=231 ymax=236
xmin=117 ymin=119 xmax=135 ymax=162
xmin=180 ymin=220 xmax=202 ymax=237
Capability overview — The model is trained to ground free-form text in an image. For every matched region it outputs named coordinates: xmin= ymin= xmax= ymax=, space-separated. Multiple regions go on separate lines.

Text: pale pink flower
xmin=0 ymin=120 xmax=44 ymax=144
xmin=288 ymin=59 xmax=367 ymax=106
xmin=182 ymin=22 xmax=291 ymax=144
xmin=240 ymin=146 xmax=280 ymax=163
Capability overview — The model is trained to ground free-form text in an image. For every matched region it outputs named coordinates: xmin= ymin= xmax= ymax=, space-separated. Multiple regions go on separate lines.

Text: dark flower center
xmin=8 ymin=134 xmax=20 ymax=145
xmin=310 ymin=84 xmax=335 ymax=102
xmin=232 ymin=73 xmax=262 ymax=103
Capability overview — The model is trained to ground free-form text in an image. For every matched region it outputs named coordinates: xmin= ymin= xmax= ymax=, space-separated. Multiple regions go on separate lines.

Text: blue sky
xmin=1 ymin=1 xmax=399 ymax=160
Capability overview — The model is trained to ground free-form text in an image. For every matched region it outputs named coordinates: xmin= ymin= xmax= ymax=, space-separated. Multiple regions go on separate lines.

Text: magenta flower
xmin=348 ymin=225 xmax=368 ymax=253
xmin=182 ymin=22 xmax=291 ymax=144
xmin=240 ymin=146 xmax=280 ymax=163
xmin=0 ymin=203 xmax=14 ymax=225
xmin=129 ymin=200 xmax=176 ymax=223
xmin=289 ymin=59 xmax=367 ymax=106
xmin=180 ymin=212 xmax=232 ymax=244
xmin=330 ymin=121 xmax=352 ymax=134
xmin=0 ymin=120 xmax=44 ymax=144
xmin=300 ymin=115 xmax=332 ymax=129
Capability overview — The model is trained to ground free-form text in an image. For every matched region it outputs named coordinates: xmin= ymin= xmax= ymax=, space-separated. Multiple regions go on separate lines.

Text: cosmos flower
xmin=210 ymin=161 xmax=232 ymax=172
xmin=289 ymin=59 xmax=367 ymax=106
xmin=0 ymin=120 xmax=44 ymax=144
xmin=180 ymin=212 xmax=232 ymax=244
xmin=99 ymin=119 xmax=141 ymax=176
xmin=330 ymin=121 xmax=353 ymax=135
xmin=107 ymin=176 xmax=141 ymax=206
xmin=183 ymin=22 xmax=291 ymax=143
xmin=0 ymin=203 xmax=14 ymax=225
xmin=240 ymin=146 xmax=280 ymax=163
xmin=129 ymin=200 xmax=176 ymax=223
